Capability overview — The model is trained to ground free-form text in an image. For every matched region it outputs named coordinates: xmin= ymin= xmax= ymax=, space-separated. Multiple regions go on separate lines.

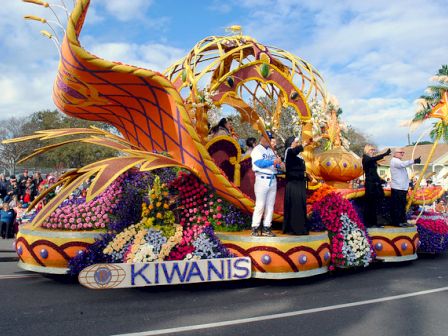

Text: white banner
xmin=78 ymin=257 xmax=251 ymax=289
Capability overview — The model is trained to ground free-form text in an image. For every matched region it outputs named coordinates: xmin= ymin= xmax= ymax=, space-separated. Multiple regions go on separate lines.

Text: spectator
xmin=22 ymin=180 xmax=36 ymax=205
xmin=18 ymin=169 xmax=30 ymax=196
xmin=8 ymin=195 xmax=19 ymax=209
xmin=0 ymin=202 xmax=16 ymax=239
xmin=0 ymin=174 xmax=8 ymax=200
xmin=5 ymin=176 xmax=20 ymax=203
xmin=33 ymin=171 xmax=43 ymax=189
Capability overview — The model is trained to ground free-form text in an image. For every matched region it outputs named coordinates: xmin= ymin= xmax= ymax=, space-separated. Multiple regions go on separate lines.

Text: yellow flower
xmin=156 ymin=202 xmax=162 ymax=207
xmin=150 ymin=194 xmax=156 ymax=199
xmin=163 ymin=203 xmax=169 ymax=209
xmin=156 ymin=213 xmax=163 ymax=219
xmin=148 ymin=204 xmax=154 ymax=210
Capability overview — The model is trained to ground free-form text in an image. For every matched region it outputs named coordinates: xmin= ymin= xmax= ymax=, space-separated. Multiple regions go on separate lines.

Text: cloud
xmin=88 ymin=42 xmax=185 ymax=72
xmin=96 ymin=0 xmax=154 ymax=22
xmin=230 ymin=0 xmax=448 ymax=145
xmin=208 ymin=0 xmax=232 ymax=14
xmin=0 ymin=1 xmax=61 ymax=118
xmin=343 ymin=97 xmax=417 ymax=147
xmin=2 ymin=0 xmax=447 ymax=148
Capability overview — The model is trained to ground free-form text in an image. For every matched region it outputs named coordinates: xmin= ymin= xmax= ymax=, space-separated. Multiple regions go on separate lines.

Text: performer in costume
xmin=283 ymin=136 xmax=310 ymax=235
xmin=250 ymin=132 xmax=281 ymax=237
xmin=390 ymin=148 xmax=420 ymax=227
xmin=362 ymin=144 xmax=391 ymax=228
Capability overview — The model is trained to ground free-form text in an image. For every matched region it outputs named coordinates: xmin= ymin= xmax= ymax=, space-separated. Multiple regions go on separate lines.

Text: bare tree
xmin=0 ymin=117 xmax=37 ymax=175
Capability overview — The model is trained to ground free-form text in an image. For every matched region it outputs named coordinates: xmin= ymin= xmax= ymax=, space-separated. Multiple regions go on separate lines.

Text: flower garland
xmin=169 ymin=171 xmax=250 ymax=232
xmin=41 ymin=171 xmax=152 ymax=231
xmin=312 ymin=192 xmax=374 ymax=269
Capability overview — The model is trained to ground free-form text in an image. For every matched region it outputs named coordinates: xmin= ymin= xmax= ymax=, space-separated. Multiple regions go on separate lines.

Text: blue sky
xmin=1 ymin=0 xmax=447 ymax=148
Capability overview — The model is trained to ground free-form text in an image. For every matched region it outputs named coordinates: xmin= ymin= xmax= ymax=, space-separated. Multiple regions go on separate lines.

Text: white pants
xmin=252 ymin=177 xmax=277 ymax=228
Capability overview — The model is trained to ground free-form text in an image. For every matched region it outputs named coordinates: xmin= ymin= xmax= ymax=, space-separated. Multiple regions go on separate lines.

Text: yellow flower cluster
xmin=141 ymin=175 xmax=172 ymax=227
xmin=141 ymin=216 xmax=155 ymax=229
xmin=158 ymin=224 xmax=183 ymax=261
xmin=103 ymin=223 xmax=143 ymax=255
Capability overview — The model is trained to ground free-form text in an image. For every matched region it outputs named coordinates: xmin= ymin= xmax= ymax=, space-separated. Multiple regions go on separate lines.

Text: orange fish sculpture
xmin=10 ymin=0 xmax=328 ymax=226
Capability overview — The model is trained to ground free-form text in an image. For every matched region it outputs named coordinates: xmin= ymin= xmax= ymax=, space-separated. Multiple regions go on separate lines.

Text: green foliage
xmin=343 ymin=125 xmax=374 ymax=157
xmin=416 ymin=65 xmax=448 ymax=143
xmin=0 ymin=110 xmax=119 ymax=172
xmin=24 ymin=110 xmax=118 ymax=168
xmin=410 ymin=141 xmax=433 ymax=145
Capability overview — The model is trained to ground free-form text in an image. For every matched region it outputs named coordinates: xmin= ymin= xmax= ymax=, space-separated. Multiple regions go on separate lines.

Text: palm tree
xmin=406 ymin=65 xmax=448 ymax=209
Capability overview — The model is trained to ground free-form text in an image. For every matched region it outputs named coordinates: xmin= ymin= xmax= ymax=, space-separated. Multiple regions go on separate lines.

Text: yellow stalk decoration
xmin=406 ymin=122 xmax=441 ymax=210
xmin=24 ymin=15 xmax=47 ymax=23
xmin=22 ymin=0 xmax=49 ymax=7
xmin=40 ymin=30 xmax=52 ymax=39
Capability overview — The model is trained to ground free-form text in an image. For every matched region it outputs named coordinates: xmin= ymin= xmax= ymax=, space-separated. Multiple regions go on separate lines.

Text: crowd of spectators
xmin=0 ymin=169 xmax=58 ymax=238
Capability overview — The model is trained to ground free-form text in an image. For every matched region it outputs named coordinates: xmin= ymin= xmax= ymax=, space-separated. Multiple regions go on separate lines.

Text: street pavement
xmin=1 ymin=251 xmax=448 ymax=336
xmin=0 ymin=238 xmax=17 ymax=262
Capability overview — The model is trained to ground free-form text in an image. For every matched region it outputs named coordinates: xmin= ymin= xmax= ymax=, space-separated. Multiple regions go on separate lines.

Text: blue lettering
xmin=227 ymin=259 xmax=232 ymax=279
xmin=155 ymin=263 xmax=159 ymax=284
xmin=131 ymin=264 xmax=151 ymax=285
xmin=162 ymin=262 xmax=189 ymax=283
xmin=186 ymin=261 xmax=205 ymax=282
xmin=233 ymin=258 xmax=251 ymax=279
xmin=207 ymin=260 xmax=224 ymax=280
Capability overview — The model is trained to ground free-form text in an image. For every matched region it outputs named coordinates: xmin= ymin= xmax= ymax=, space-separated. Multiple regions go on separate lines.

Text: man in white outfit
xmin=390 ymin=148 xmax=421 ymax=227
xmin=250 ymin=132 xmax=281 ymax=237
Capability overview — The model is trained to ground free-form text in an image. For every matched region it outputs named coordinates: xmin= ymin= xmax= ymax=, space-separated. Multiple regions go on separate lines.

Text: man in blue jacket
xmin=1 ymin=202 xmax=16 ymax=239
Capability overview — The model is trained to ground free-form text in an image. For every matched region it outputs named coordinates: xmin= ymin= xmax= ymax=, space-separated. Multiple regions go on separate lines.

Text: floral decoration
xmin=68 ymin=169 xmax=233 ymax=274
xmin=410 ymin=211 xmax=448 ymax=253
xmin=41 ymin=170 xmax=152 ymax=231
xmin=311 ymin=192 xmax=374 ymax=269
xmin=169 ymin=171 xmax=250 ymax=232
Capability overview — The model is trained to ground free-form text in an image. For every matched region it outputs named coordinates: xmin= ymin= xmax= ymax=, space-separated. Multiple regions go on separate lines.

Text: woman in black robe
xmin=362 ymin=144 xmax=391 ymax=228
xmin=283 ymin=136 xmax=311 ymax=235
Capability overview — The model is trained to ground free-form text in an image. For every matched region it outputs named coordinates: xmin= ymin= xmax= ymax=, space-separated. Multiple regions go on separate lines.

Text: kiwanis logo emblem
xmin=79 ymin=264 xmax=126 ymax=289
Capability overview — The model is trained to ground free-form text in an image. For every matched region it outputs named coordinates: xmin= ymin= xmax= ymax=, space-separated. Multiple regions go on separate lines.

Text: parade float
xmin=8 ymin=0 xmax=446 ymax=288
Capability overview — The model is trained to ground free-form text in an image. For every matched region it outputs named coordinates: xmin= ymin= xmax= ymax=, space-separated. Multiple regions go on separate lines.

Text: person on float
xmin=282 ymin=136 xmax=312 ymax=235
xmin=250 ymin=131 xmax=282 ymax=237
xmin=362 ymin=144 xmax=391 ymax=228
xmin=243 ymin=137 xmax=257 ymax=158
xmin=390 ymin=147 xmax=421 ymax=227
xmin=208 ymin=118 xmax=231 ymax=138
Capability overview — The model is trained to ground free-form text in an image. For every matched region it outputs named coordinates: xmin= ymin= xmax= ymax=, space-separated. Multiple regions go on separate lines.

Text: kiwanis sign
xmin=78 ymin=257 xmax=252 ymax=289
